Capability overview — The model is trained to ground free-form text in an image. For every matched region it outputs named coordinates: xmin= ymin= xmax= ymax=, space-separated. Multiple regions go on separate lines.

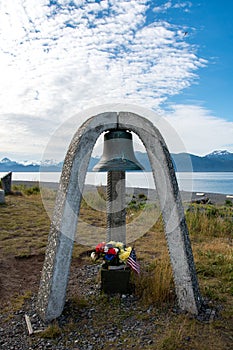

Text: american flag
xmin=127 ymin=248 xmax=140 ymax=274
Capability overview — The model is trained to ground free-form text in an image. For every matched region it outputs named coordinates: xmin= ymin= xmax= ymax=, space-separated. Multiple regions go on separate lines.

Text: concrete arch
xmin=37 ymin=111 xmax=202 ymax=322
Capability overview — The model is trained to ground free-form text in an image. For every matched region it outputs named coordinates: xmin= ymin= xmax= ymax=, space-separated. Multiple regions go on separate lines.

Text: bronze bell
xmin=93 ymin=130 xmax=144 ymax=172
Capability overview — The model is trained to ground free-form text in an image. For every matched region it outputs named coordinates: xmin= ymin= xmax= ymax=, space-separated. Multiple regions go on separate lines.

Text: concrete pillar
xmin=0 ymin=189 xmax=5 ymax=204
xmin=106 ymin=171 xmax=126 ymax=244
xmin=1 ymin=172 xmax=12 ymax=195
xmin=37 ymin=113 xmax=118 ymax=322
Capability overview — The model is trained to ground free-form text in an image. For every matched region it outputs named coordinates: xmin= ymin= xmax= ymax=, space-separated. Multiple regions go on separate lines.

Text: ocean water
xmin=176 ymin=172 xmax=233 ymax=195
xmin=1 ymin=171 xmax=233 ymax=195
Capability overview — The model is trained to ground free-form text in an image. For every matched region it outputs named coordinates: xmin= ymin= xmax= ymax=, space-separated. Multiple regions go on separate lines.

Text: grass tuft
xmin=12 ymin=184 xmax=40 ymax=195
xmin=186 ymin=204 xmax=233 ymax=239
xmin=134 ymin=252 xmax=175 ymax=305
xmin=39 ymin=322 xmax=62 ymax=339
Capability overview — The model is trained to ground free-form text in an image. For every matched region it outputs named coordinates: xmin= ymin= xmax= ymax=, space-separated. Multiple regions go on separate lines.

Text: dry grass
xmin=0 ymin=194 xmax=50 ymax=257
xmin=156 ymin=314 xmax=232 ymax=350
xmin=3 ymin=290 xmax=32 ymax=316
xmin=39 ymin=322 xmax=62 ymax=339
xmin=133 ymin=250 xmax=174 ymax=305
xmin=185 ymin=204 xmax=233 ymax=239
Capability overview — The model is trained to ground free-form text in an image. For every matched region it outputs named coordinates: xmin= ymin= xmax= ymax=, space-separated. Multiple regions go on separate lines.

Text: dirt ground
xmin=0 ymin=252 xmax=88 ymax=311
xmin=0 ymin=254 xmax=44 ymax=306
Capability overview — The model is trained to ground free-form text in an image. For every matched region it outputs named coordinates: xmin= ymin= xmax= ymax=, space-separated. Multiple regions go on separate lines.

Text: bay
xmin=1 ymin=171 xmax=233 ymax=195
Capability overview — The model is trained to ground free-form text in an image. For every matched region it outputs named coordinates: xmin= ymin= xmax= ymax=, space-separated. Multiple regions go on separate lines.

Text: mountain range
xmin=0 ymin=150 xmax=233 ymax=173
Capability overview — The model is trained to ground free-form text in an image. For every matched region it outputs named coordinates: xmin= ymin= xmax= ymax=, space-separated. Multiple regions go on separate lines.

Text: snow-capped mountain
xmin=0 ymin=150 xmax=233 ymax=172
xmin=1 ymin=157 xmax=12 ymax=163
xmin=0 ymin=158 xmax=63 ymax=172
xmin=19 ymin=160 xmax=41 ymax=166
xmin=205 ymin=150 xmax=233 ymax=160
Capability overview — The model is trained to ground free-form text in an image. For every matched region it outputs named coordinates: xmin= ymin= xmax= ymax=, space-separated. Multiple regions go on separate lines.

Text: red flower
xmin=107 ymin=247 xmax=117 ymax=256
xmin=95 ymin=242 xmax=106 ymax=253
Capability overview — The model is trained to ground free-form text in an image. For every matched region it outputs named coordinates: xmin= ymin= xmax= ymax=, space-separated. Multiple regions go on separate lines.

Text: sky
xmin=0 ymin=0 xmax=233 ymax=162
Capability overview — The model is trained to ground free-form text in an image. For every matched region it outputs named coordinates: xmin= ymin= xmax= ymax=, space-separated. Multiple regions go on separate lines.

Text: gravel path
xmin=0 ymin=264 xmax=161 ymax=350
xmin=0 ymin=261 xmax=217 ymax=350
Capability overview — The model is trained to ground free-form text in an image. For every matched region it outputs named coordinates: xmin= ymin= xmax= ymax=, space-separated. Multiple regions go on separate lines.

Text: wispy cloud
xmin=165 ymin=104 xmax=233 ymax=155
xmin=0 ymin=0 xmax=204 ymax=114
xmin=0 ymin=113 xmax=56 ymax=160
xmin=0 ymin=0 xmax=227 ymax=160
xmin=153 ymin=1 xmax=192 ymax=13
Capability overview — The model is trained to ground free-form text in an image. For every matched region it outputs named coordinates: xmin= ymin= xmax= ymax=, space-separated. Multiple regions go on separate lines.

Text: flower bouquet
xmin=91 ymin=241 xmax=136 ymax=293
xmin=91 ymin=241 xmax=140 ymax=274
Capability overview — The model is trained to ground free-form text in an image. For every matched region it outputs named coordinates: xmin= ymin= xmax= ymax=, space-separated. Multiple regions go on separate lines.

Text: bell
xmin=93 ymin=130 xmax=144 ymax=172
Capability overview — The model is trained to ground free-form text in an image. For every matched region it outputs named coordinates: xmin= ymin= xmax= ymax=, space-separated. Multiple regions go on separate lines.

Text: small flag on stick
xmin=127 ymin=247 xmax=140 ymax=274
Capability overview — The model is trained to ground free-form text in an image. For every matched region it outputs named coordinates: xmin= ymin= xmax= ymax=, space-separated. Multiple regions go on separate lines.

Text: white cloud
xmin=0 ymin=0 xmax=211 ymax=160
xmin=164 ymin=104 xmax=233 ymax=155
xmin=0 ymin=113 xmax=56 ymax=161
xmin=0 ymin=0 xmax=204 ymax=112
xmin=153 ymin=1 xmax=192 ymax=13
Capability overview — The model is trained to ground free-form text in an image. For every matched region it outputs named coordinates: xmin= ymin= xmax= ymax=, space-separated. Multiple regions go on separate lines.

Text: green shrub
xmin=12 ymin=184 xmax=40 ymax=195
xmin=138 ymin=193 xmax=147 ymax=201
xmin=24 ymin=185 xmax=40 ymax=195
xmin=225 ymin=199 xmax=233 ymax=207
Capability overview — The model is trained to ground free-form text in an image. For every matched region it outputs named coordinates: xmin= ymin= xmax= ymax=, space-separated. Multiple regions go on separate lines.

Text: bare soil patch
xmin=0 ymin=254 xmax=44 ymax=306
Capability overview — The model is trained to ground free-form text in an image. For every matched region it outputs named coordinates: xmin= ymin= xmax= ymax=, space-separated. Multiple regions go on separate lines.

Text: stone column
xmin=106 ymin=171 xmax=126 ymax=244
xmin=1 ymin=172 xmax=12 ymax=195
xmin=37 ymin=112 xmax=118 ymax=322
xmin=0 ymin=190 xmax=5 ymax=204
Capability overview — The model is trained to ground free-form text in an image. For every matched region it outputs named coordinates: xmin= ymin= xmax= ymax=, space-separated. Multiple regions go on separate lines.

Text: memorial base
xmin=101 ymin=268 xmax=131 ymax=294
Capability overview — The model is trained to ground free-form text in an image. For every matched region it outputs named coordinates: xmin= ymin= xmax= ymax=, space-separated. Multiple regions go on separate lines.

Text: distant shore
xmin=11 ymin=180 xmax=232 ymax=206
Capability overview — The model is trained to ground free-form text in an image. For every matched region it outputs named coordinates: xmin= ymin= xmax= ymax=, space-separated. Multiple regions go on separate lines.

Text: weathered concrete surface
xmin=37 ymin=110 xmax=202 ymax=322
xmin=1 ymin=172 xmax=12 ymax=195
xmin=37 ymin=112 xmax=118 ymax=321
xmin=106 ymin=171 xmax=126 ymax=244
xmin=0 ymin=189 xmax=5 ymax=204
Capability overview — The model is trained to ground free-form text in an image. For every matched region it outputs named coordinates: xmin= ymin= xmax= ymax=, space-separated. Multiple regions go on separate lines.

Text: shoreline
xmin=11 ymin=180 xmax=232 ymax=206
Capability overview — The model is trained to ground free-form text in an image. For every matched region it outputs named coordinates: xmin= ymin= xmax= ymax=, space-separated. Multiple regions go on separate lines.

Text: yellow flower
xmin=119 ymin=247 xmax=132 ymax=262
xmin=108 ymin=241 xmax=124 ymax=250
